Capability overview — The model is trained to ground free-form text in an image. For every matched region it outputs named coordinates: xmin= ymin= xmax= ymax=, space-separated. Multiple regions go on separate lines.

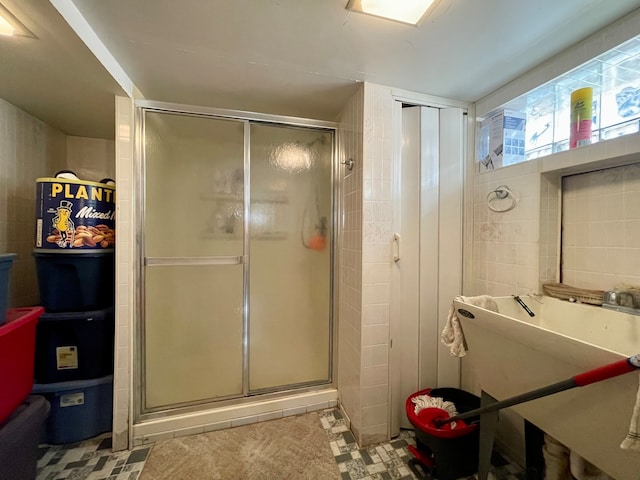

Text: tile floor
xmin=320 ymin=409 xmax=526 ymax=480
xmin=36 ymin=435 xmax=150 ymax=480
xmin=36 ymin=408 xmax=526 ymax=480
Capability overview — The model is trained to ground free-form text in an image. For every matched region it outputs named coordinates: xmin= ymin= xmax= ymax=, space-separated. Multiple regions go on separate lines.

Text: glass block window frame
xmin=477 ymin=34 xmax=640 ymax=171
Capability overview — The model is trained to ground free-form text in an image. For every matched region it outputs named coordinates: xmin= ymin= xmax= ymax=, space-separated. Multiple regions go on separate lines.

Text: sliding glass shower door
xmin=143 ymin=112 xmax=246 ymax=410
xmin=139 ymin=107 xmax=333 ymax=415
xmin=249 ymin=124 xmax=332 ymax=391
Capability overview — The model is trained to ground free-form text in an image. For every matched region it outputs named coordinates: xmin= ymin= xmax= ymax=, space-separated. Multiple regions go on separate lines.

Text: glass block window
xmin=477 ymin=34 xmax=640 ymax=171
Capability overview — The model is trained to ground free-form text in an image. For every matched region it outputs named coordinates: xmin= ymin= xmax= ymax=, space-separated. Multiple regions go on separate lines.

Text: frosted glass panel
xmin=142 ymin=111 xmax=246 ymax=410
xmin=144 ymin=112 xmax=244 ymax=257
xmin=248 ymin=124 xmax=332 ymax=391
xmin=145 ymin=265 xmax=243 ymax=408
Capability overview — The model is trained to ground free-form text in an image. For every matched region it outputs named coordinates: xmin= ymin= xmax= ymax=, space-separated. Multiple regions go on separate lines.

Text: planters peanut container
xmin=35 ymin=178 xmax=115 ymax=251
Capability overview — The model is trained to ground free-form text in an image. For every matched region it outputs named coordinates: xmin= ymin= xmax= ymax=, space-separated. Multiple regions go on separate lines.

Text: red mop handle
xmin=573 ymin=355 xmax=640 ymax=386
xmin=434 ymin=355 xmax=640 ymax=428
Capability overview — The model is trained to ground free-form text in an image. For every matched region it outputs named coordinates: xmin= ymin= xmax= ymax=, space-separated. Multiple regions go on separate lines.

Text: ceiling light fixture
xmin=0 ymin=2 xmax=36 ymax=38
xmin=0 ymin=14 xmax=13 ymax=36
xmin=346 ymin=0 xmax=436 ymax=26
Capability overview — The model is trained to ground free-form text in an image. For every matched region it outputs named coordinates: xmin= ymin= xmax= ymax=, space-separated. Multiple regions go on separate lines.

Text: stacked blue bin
xmin=32 ymin=176 xmax=115 ymax=444
xmin=0 ymin=253 xmax=49 ymax=480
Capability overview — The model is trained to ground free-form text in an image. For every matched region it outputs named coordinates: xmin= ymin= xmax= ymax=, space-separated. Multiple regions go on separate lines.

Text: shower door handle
xmin=392 ymin=233 xmax=400 ymax=263
xmin=145 ymin=256 xmax=244 ymax=266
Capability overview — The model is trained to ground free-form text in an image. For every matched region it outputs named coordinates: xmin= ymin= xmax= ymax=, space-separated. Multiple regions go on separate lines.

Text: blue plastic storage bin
xmin=32 ymin=375 xmax=113 ymax=444
xmin=34 ymin=308 xmax=114 ymax=383
xmin=0 ymin=254 xmax=17 ymax=325
xmin=33 ymin=251 xmax=114 ymax=312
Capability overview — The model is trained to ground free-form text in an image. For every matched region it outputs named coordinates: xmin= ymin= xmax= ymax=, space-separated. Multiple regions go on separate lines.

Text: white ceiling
xmin=0 ymin=0 xmax=125 ymax=139
xmin=2 ymin=0 xmax=640 ymax=140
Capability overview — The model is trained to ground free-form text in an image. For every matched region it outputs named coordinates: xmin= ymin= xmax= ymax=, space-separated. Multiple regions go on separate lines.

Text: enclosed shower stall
xmin=134 ymin=103 xmax=336 ymax=424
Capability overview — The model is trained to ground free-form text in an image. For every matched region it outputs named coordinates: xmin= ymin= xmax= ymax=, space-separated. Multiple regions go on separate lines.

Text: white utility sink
xmin=454 ymin=295 xmax=640 ymax=480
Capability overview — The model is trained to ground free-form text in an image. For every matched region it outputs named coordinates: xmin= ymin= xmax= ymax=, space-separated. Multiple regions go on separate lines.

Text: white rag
xmin=620 ymin=373 xmax=640 ymax=452
xmin=441 ymin=295 xmax=498 ymax=357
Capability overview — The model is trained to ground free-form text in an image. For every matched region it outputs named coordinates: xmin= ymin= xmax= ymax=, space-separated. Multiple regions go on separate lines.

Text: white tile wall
xmin=471 ymin=161 xmax=543 ymax=296
xmin=562 ymin=162 xmax=640 ymax=290
xmin=339 ymin=83 xmax=466 ymax=447
xmin=337 ymin=84 xmax=364 ymax=440
xmin=359 ymin=83 xmax=394 ymax=447
xmin=113 ymin=95 xmax=135 ymax=451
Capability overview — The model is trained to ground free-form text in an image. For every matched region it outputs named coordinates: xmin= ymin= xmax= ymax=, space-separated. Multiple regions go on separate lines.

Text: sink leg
xmin=524 ymin=420 xmax=545 ymax=480
xmin=478 ymin=391 xmax=499 ymax=480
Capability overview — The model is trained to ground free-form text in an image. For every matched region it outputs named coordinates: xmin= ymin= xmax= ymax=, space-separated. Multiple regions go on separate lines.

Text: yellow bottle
xmin=570 ymin=87 xmax=593 ymax=148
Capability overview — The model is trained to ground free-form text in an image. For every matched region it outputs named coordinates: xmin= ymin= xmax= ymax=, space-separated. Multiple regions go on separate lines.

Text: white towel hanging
xmin=441 ymin=295 xmax=498 ymax=357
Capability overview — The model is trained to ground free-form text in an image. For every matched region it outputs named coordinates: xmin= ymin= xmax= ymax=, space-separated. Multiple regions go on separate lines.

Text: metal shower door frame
xmin=132 ymin=100 xmax=338 ymax=423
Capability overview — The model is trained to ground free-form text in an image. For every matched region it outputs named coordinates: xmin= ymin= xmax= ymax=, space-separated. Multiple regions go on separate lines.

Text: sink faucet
xmin=602 ymin=289 xmax=640 ymax=315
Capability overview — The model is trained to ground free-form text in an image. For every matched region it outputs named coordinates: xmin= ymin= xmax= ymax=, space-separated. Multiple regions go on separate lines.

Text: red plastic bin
xmin=0 ymin=306 xmax=44 ymax=424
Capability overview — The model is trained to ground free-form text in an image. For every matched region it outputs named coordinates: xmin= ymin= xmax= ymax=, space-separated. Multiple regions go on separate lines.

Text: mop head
xmin=412 ymin=395 xmax=463 ymax=430
xmin=412 ymin=394 xmax=458 ymax=417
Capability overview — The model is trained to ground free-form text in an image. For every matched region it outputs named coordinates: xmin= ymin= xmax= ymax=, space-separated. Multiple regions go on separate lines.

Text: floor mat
xmin=138 ymin=410 xmax=341 ymax=480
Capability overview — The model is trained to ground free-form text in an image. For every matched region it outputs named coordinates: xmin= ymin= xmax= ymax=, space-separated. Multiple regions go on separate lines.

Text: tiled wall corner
xmin=113 ymin=95 xmax=135 ymax=452
xmin=337 ymin=84 xmax=364 ymax=439
xmin=0 ymin=97 xmax=66 ymax=307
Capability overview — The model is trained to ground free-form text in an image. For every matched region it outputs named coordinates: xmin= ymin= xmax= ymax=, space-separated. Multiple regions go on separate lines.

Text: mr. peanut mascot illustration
xmin=53 ymin=200 xmax=74 ymax=248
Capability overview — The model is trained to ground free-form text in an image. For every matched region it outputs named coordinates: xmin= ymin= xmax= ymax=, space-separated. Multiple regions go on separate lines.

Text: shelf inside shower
xmin=203 ymin=191 xmax=290 ymax=241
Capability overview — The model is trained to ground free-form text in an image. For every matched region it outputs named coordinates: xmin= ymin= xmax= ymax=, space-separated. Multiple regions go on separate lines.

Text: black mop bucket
xmin=406 ymin=387 xmax=481 ymax=480
xmin=406 ymin=355 xmax=640 ymax=480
